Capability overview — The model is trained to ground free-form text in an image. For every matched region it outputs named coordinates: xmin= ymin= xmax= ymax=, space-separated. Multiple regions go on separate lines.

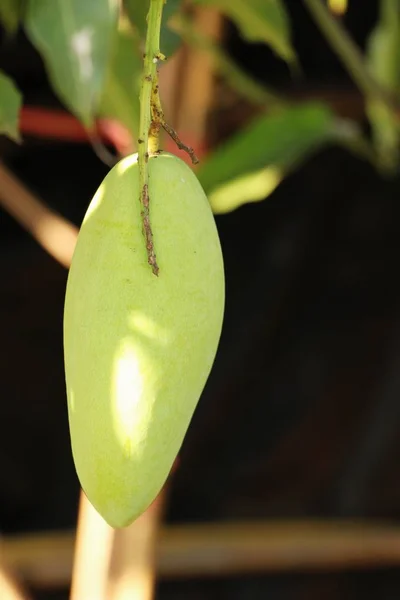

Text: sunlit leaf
xmin=198 ymin=103 xmax=336 ymax=213
xmin=209 ymin=166 xmax=283 ymax=214
xmin=124 ymin=0 xmax=182 ymax=58
xmin=0 ymin=0 xmax=25 ymax=34
xmin=366 ymin=0 xmax=400 ymax=173
xmin=0 ymin=71 xmax=22 ymax=141
xmin=98 ymin=23 xmax=142 ymax=139
xmin=25 ymin=0 xmax=119 ymax=126
xmin=195 ymin=0 xmax=295 ymax=64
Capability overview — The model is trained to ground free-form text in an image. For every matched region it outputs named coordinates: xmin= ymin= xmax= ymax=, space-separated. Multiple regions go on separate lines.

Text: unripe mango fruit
xmin=63 ymin=151 xmax=225 ymax=528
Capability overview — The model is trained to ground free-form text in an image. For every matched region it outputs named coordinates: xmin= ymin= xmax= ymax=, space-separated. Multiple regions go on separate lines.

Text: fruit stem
xmin=138 ymin=0 xmax=165 ymax=277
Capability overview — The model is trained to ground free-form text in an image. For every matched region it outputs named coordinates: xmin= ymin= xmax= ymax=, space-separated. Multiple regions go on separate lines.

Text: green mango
xmin=63 ymin=151 xmax=225 ymax=528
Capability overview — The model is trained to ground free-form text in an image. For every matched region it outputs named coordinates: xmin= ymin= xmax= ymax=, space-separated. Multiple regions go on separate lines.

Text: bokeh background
xmin=2 ymin=1 xmax=400 ymax=598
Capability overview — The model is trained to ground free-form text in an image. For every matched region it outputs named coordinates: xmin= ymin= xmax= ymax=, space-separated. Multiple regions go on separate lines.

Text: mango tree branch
xmin=138 ymin=0 xmax=165 ymax=277
xmin=0 ymin=561 xmax=32 ymax=600
xmin=0 ymin=162 xmax=78 ymax=268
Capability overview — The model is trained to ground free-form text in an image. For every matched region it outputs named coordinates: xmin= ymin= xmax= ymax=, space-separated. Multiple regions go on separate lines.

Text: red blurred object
xmin=19 ymin=106 xmax=135 ymax=155
xmin=19 ymin=107 xmax=208 ymax=165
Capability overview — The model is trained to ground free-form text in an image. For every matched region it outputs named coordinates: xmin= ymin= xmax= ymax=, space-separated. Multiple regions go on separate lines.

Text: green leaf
xmin=124 ymin=0 xmax=182 ymax=58
xmin=123 ymin=0 xmax=147 ymax=37
xmin=208 ymin=166 xmax=283 ymax=214
xmin=366 ymin=0 xmax=400 ymax=173
xmin=25 ymin=0 xmax=119 ymax=127
xmin=0 ymin=0 xmax=25 ymax=34
xmin=0 ymin=71 xmax=22 ymax=141
xmin=195 ymin=0 xmax=295 ymax=64
xmin=197 ymin=103 xmax=335 ymax=214
xmin=98 ymin=24 xmax=142 ymax=139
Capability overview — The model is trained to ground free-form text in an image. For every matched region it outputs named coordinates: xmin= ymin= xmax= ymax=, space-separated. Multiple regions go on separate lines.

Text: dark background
xmin=2 ymin=0 xmax=400 ymax=597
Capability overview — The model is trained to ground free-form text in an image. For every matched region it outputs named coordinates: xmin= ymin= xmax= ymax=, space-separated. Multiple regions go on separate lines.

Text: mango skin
xmin=63 ymin=151 xmax=225 ymax=528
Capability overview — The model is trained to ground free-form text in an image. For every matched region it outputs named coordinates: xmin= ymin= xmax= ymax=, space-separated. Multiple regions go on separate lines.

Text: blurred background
xmin=2 ymin=0 xmax=400 ymax=598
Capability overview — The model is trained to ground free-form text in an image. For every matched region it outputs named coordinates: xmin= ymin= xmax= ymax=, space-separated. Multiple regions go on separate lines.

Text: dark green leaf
xmin=0 ymin=0 xmax=25 ymax=33
xmin=197 ymin=103 xmax=336 ymax=213
xmin=0 ymin=71 xmax=22 ymax=141
xmin=98 ymin=24 xmax=142 ymax=139
xmin=124 ymin=0 xmax=182 ymax=58
xmin=366 ymin=0 xmax=400 ymax=173
xmin=25 ymin=0 xmax=119 ymax=126
xmin=195 ymin=0 xmax=295 ymax=64
xmin=123 ymin=0 xmax=147 ymax=38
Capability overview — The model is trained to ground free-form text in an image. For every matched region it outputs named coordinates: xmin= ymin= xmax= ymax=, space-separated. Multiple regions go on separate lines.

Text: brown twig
xmin=165 ymin=6 xmax=223 ymax=160
xmin=70 ymin=494 xmax=114 ymax=600
xmin=151 ymin=76 xmax=199 ymax=164
xmin=7 ymin=519 xmax=400 ymax=588
xmin=0 ymin=562 xmax=31 ymax=600
xmin=108 ymin=492 xmax=166 ymax=600
xmin=0 ymin=162 xmax=78 ymax=268
xmin=162 ymin=121 xmax=199 ymax=164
